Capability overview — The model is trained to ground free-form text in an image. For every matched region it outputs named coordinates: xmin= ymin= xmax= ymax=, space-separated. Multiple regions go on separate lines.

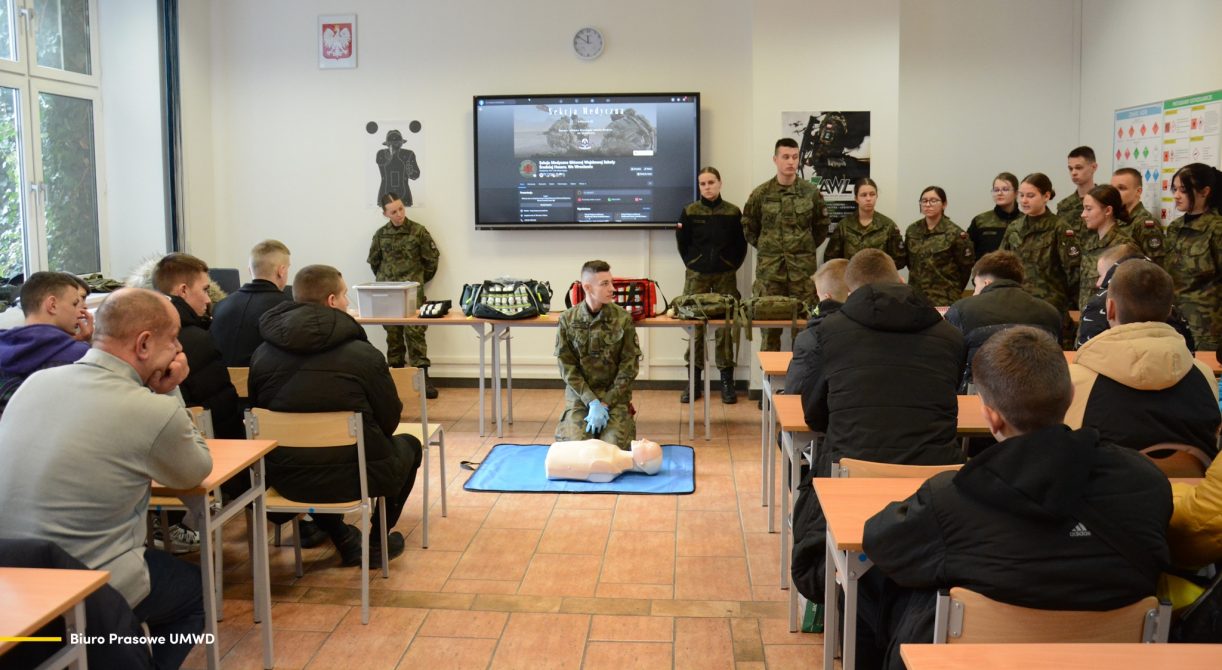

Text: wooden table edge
xmin=0 ymin=568 xmax=110 ymax=652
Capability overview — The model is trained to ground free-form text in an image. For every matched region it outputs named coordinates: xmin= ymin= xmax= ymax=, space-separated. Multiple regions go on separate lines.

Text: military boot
xmin=680 ymin=369 xmax=703 ymax=403
xmin=422 ymin=366 xmax=439 ymax=400
xmin=720 ymin=368 xmax=737 ymax=404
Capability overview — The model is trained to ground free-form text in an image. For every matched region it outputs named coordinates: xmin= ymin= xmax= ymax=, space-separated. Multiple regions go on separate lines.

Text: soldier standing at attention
xmin=824 ymin=178 xmax=907 ymax=268
xmin=676 ymin=167 xmax=747 ymax=404
xmin=1165 ymin=163 xmax=1222 ymax=350
xmin=1000 ymin=173 xmax=1078 ymax=324
xmin=1075 ymin=185 xmax=1136 ymax=310
xmin=367 ymin=191 xmax=440 ymax=398
xmin=742 ymin=138 xmax=830 ymax=352
xmin=1110 ymin=167 xmax=1166 ymax=265
xmin=967 ymin=172 xmax=1021 ymax=256
xmin=1056 ymin=146 xmax=1098 ymax=227
xmin=904 ymin=186 xmax=975 ymax=306
xmin=554 ymin=260 xmax=641 ymax=449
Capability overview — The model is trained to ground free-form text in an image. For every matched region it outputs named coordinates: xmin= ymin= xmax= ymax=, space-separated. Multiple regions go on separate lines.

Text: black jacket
xmin=783 ymin=299 xmax=842 ymax=398
xmin=1075 ymin=259 xmax=1197 ymax=350
xmin=676 ymin=197 xmax=747 ymax=274
xmin=250 ymin=301 xmax=414 ymax=502
xmin=172 ymin=296 xmax=244 ymax=439
xmin=801 ymin=282 xmax=965 ymax=469
xmin=944 ymin=279 xmax=1062 ymax=390
xmin=210 ymin=279 xmax=291 ymax=366
xmin=859 ymin=426 xmax=1171 ymax=669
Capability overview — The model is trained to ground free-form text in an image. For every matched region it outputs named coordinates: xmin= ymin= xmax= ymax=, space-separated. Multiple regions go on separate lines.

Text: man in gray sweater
xmin=0 ymin=288 xmax=213 ymax=670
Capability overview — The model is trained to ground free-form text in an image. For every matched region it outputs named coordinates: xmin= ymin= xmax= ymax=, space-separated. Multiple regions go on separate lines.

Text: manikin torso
xmin=545 ymin=439 xmax=664 ymax=482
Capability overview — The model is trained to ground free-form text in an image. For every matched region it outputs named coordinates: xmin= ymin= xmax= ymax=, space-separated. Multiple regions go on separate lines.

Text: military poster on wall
xmin=364 ymin=119 xmax=426 ymax=208
xmin=1159 ymin=90 xmax=1222 ymax=222
xmin=1112 ymin=102 xmax=1162 ymax=221
xmin=781 ymin=111 xmax=871 ymax=222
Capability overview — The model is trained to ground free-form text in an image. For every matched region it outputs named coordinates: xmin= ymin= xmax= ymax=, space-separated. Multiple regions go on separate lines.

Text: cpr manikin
xmin=545 ymin=439 xmax=664 ymax=483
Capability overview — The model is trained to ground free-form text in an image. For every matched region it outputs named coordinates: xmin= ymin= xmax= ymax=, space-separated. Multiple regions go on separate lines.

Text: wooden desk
xmin=758 ymin=351 xmax=794 ymax=528
xmin=772 ymin=393 xmax=821 ymax=631
xmin=154 ymin=439 xmax=278 ymax=670
xmin=0 ymin=568 xmax=109 ymax=667
xmin=956 ymin=395 xmax=990 ymax=436
xmin=815 ymin=478 xmax=923 ymax=670
xmin=900 ymin=643 xmax=1222 ymax=670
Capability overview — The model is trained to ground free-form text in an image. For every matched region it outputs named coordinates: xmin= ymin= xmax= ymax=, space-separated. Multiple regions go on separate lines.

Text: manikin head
xmin=629 ymin=439 xmax=663 ymax=474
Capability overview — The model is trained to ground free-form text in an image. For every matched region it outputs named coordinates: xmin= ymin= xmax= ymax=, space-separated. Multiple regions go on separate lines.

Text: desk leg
xmin=472 ymin=324 xmax=487 ymax=438
xmin=703 ymin=325 xmax=711 ymax=441
xmin=65 ymin=600 xmax=86 ymax=669
xmin=251 ymin=459 xmax=274 ymax=669
xmin=760 ymin=376 xmax=769 ymax=507
xmin=491 ymin=326 xmax=502 ymax=438
xmin=788 ymin=434 xmax=802 ymax=632
xmin=197 ymin=491 xmax=220 ymax=670
xmin=503 ymin=328 xmax=514 ymax=425
xmin=767 ymin=391 xmax=777 ymax=533
xmin=779 ymin=430 xmax=791 ymax=589
xmin=687 ymin=326 xmax=696 ymax=441
xmin=823 ymin=540 xmax=839 ymax=669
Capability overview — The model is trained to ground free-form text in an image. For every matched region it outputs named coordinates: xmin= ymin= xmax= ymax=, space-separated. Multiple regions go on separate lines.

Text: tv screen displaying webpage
xmin=473 ymin=93 xmax=700 ymax=230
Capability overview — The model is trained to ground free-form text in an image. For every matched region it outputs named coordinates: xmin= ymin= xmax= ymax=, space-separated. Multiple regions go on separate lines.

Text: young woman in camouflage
xmin=1076 ymin=184 xmax=1135 ymax=310
xmin=824 ymin=178 xmax=907 ymax=268
xmin=967 ymin=172 xmax=1021 ymax=257
xmin=904 ymin=186 xmax=975 ymax=306
xmin=1165 ymin=163 xmax=1222 ymax=350
xmin=999 ymin=173 xmax=1077 ymax=317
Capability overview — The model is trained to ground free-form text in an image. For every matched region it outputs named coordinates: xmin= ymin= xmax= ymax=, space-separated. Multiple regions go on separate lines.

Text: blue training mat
xmin=463 ymin=444 xmax=695 ymax=494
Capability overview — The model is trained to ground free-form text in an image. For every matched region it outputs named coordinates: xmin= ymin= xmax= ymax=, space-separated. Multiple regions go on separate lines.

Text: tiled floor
xmin=184 ymin=387 xmax=824 ymax=669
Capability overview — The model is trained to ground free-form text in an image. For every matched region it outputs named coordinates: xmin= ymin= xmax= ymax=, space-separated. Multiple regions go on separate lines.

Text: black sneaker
xmin=370 ymin=531 xmax=406 ymax=567
xmin=334 ymin=525 xmax=366 ymax=567
xmin=296 ymin=519 xmax=329 ymax=549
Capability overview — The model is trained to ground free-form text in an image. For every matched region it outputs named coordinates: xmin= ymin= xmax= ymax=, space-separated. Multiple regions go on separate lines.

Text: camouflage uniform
xmin=677 ymin=197 xmax=745 ymax=369
xmin=742 ymin=177 xmax=829 ymax=351
xmin=1076 ymin=226 xmax=1135 ymax=310
xmin=998 ymin=210 xmax=1077 ymax=315
xmin=1164 ymin=210 xmax=1221 ymax=350
xmin=824 ymin=212 xmax=907 ymax=268
xmin=904 ymin=216 xmax=975 ymax=307
xmin=367 ymin=218 xmax=440 ymax=367
xmin=967 ymin=206 xmax=1020 ymax=257
xmin=1055 ymin=191 xmax=1086 ymax=228
xmin=554 ymin=301 xmax=641 ymax=449
xmin=1120 ymin=202 xmax=1167 ymax=266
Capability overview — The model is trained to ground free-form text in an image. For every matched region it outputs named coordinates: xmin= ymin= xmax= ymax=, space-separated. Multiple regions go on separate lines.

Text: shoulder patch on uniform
xmin=1064 ymin=229 xmax=1075 ymax=237
xmin=959 ymin=231 xmax=968 ymax=238
xmin=1144 ymin=219 xmax=1156 ymax=227
xmin=1067 ymin=245 xmax=1080 ymax=257
xmin=1149 ymin=238 xmax=1161 ymax=248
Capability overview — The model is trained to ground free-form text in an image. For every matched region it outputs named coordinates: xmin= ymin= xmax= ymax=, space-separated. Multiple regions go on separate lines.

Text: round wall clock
xmin=573 ymin=27 xmax=604 ymax=60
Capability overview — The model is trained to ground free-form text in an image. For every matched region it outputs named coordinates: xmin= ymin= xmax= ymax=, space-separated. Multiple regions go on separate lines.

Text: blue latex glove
xmin=585 ymin=400 xmax=610 ymax=434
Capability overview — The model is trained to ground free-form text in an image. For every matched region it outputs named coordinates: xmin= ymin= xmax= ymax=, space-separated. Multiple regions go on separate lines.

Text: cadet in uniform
xmin=554 ymin=260 xmax=642 ymax=449
xmin=1110 ymin=167 xmax=1166 ymax=265
xmin=1000 ymin=173 xmax=1078 ymax=319
xmin=1076 ymin=185 xmax=1136 ymax=309
xmin=904 ymin=186 xmax=975 ymax=306
xmin=1165 ymin=163 xmax=1222 ymax=350
xmin=1055 ymin=145 xmax=1098 ymax=228
xmin=823 ymin=177 xmax=907 ymax=268
xmin=676 ymin=167 xmax=746 ymax=404
xmin=367 ymin=191 xmax=440 ymax=398
xmin=742 ymin=138 xmax=830 ymax=351
xmin=967 ymin=172 xmax=1021 ymax=256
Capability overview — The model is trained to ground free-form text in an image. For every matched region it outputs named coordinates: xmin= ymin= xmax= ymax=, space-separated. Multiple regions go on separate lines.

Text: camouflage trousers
xmin=682 ymin=269 xmax=740 ymax=369
xmin=555 ymin=403 xmax=636 ymax=450
xmin=752 ymin=276 xmax=816 ymax=352
xmin=384 ymin=325 xmax=430 ymax=368
xmin=1180 ymin=299 xmax=1219 ymax=351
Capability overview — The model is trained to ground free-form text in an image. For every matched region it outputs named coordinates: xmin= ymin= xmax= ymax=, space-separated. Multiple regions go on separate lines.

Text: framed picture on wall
xmin=318 ymin=15 xmax=357 ymax=69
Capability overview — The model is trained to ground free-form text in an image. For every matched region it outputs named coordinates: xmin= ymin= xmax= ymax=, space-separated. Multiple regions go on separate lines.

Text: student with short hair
xmin=784 ymin=258 xmax=848 ymax=398
xmin=251 ymin=264 xmax=423 ymax=566
xmin=0 ymin=271 xmax=91 ymax=416
xmin=1076 ymin=243 xmax=1197 ymax=349
xmin=1056 ymin=145 xmax=1098 ymax=224
xmin=210 ymin=239 xmax=292 ymax=366
xmin=857 ymin=326 xmax=1172 ymax=670
xmin=1066 ymin=260 xmax=1219 ymax=457
xmin=1109 ymin=167 xmax=1165 ymax=263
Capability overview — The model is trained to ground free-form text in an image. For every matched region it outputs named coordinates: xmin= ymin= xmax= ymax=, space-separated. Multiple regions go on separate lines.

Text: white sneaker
xmin=152 ymin=519 xmax=201 ymax=554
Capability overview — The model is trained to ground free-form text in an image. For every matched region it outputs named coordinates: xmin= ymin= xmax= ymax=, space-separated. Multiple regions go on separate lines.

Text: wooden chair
xmin=228 ymin=367 xmax=249 ymax=398
xmin=389 ymin=367 xmax=447 ymax=549
xmin=246 ymin=408 xmax=386 ymax=624
xmin=1139 ymin=443 xmax=1212 ymax=479
xmin=833 ymin=457 xmax=964 ymax=479
xmin=932 ymin=586 xmax=1170 ymax=643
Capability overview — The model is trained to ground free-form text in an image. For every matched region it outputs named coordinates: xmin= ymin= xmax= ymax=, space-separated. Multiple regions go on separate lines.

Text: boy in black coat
xmin=210 ymin=240 xmax=292 ymax=366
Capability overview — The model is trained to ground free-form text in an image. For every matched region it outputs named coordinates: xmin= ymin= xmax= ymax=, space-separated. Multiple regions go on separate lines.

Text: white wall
xmin=99 ymin=0 xmax=167 ymax=279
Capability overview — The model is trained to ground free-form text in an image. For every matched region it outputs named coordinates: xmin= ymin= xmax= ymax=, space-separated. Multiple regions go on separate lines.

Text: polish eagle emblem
xmin=322 ymin=23 xmax=353 ymax=60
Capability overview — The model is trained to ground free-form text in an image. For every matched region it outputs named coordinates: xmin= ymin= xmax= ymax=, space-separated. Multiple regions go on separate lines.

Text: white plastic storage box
xmin=355 ymin=281 xmax=419 ymax=318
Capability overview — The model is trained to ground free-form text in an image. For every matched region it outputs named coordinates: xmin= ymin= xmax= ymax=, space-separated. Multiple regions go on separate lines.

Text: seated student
xmin=944 ymin=250 xmax=1061 ymax=390
xmin=1169 ymin=457 xmax=1222 ymax=569
xmin=858 ymin=327 xmax=1172 ymax=670
xmin=251 ymin=264 xmax=422 ymax=566
xmin=0 ymin=288 xmax=213 ymax=670
xmin=1066 ymin=259 xmax=1220 ymax=457
xmin=1076 ymin=243 xmax=1196 ymax=350
xmin=784 ymin=258 xmax=848 ymax=398
xmin=0 ymin=271 xmax=91 ymax=417
xmin=210 ymin=239 xmax=292 ymax=366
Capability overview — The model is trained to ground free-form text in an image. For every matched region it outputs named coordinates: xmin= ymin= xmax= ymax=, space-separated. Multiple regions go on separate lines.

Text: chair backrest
xmin=835 ymin=458 xmax=963 ymax=479
xmin=187 ymin=406 xmax=215 ymax=438
xmin=228 ymin=367 xmax=249 ymax=398
xmin=389 ymin=367 xmax=422 ymax=421
xmin=1139 ymin=443 xmax=1211 ymax=478
xmin=245 ymin=408 xmax=359 ymax=447
xmin=934 ymin=587 xmax=1167 ymax=644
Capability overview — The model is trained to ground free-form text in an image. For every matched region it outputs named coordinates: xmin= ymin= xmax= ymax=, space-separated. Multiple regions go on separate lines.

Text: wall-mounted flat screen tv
xmin=473 ymin=93 xmax=700 ymax=230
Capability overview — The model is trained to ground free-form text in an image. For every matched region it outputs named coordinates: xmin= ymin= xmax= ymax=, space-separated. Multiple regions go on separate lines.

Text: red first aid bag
xmin=565 ymin=277 xmax=667 ymax=321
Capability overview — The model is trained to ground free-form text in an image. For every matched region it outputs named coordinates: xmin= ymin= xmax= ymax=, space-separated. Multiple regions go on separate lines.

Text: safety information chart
xmin=1160 ymin=90 xmax=1222 ymax=222
xmin=1113 ymin=102 xmax=1162 ymax=220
